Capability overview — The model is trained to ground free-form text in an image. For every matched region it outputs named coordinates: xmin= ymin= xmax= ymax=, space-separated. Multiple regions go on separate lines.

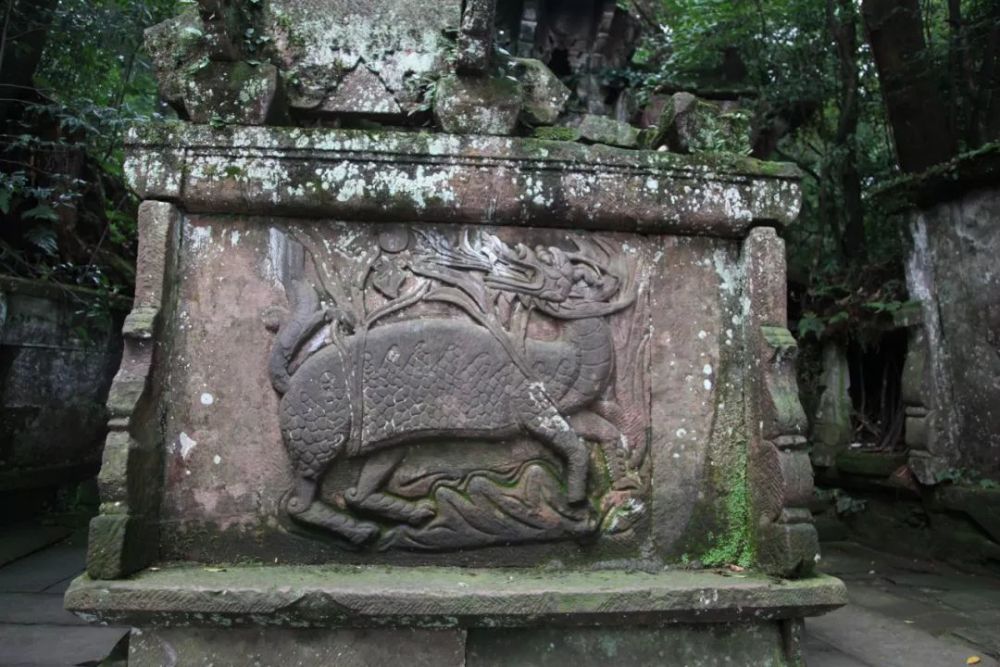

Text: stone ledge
xmin=65 ymin=565 xmax=845 ymax=629
xmin=123 ymin=124 xmax=802 ymax=236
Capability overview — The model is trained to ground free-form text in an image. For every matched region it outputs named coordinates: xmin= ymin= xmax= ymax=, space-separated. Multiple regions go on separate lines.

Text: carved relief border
xmin=87 ymin=201 xmax=179 ymax=579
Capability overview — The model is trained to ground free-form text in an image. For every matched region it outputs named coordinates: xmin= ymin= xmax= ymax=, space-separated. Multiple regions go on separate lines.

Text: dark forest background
xmin=2 ymin=0 xmax=999 ymax=448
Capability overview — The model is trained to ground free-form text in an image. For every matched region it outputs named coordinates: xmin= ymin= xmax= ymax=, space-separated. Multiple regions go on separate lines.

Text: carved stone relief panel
xmin=160 ymin=217 xmax=674 ymax=565
xmin=272 ymin=223 xmax=651 ymax=553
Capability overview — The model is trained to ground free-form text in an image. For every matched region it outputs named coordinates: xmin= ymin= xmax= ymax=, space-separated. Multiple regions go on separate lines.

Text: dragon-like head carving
xmin=485 ymin=237 xmax=635 ymax=319
xmin=411 ymin=230 xmax=635 ymax=319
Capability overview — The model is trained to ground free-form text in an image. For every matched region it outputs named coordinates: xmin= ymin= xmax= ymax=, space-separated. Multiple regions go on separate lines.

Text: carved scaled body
xmin=278 ymin=315 xmax=614 ymax=544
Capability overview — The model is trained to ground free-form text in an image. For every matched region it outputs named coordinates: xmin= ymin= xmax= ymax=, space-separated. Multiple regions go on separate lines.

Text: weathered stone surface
xmin=183 ymin=62 xmax=288 ymax=126
xmin=143 ymin=8 xmax=211 ymax=110
xmin=434 ymin=75 xmax=523 ymax=135
xmin=937 ymin=486 xmax=1000 ymax=544
xmin=466 ymin=623 xmax=799 ymax=666
xmin=85 ymin=201 xmax=178 ymax=580
xmin=532 ymin=125 xmax=582 ymax=142
xmin=652 ymin=92 xmax=752 ymax=154
xmin=647 ymin=237 xmax=746 ymax=565
xmin=743 ymin=228 xmax=817 ymax=577
xmin=129 ymin=628 xmax=466 ymax=667
xmin=64 ymin=566 xmax=847 ymax=627
xmin=0 ymin=277 xmax=125 ymax=491
xmin=811 ymin=342 xmax=853 ymax=467
xmin=123 ymin=125 xmax=803 ymax=235
xmin=85 ymin=514 xmax=157 ymax=581
xmin=901 ymin=184 xmax=1000 ymax=480
xmin=576 ymin=114 xmax=640 ymax=148
xmin=835 ymin=451 xmax=907 ymax=478
xmin=457 ymin=0 xmax=496 ymax=73
xmin=319 ymin=64 xmax=402 ymax=117
xmin=264 ymin=0 xmax=460 ymax=116
xmin=514 ymin=57 xmax=570 ymax=125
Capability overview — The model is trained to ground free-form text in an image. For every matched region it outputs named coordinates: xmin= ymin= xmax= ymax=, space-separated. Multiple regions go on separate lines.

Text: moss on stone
xmin=699 ymin=441 xmax=754 ymax=569
xmin=532 ymin=126 xmax=582 ymax=142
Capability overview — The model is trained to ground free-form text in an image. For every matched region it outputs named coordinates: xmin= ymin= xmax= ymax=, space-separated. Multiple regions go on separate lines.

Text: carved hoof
xmin=348 ymin=521 xmax=381 ymax=546
xmin=408 ymin=500 xmax=436 ymax=526
xmin=284 ymin=479 xmax=316 ymax=516
xmin=345 ymin=489 xmax=436 ymax=526
xmin=288 ymin=498 xmax=379 ymax=547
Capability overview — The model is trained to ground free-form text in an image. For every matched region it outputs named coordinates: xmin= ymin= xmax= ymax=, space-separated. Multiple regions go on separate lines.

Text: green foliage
xmin=1 ymin=0 xmax=179 ymax=298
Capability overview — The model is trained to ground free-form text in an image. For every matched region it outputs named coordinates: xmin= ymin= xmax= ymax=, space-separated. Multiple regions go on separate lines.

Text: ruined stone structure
xmin=65 ymin=1 xmax=845 ymax=663
xmin=893 ymin=155 xmax=1000 ymax=486
xmin=0 ymin=278 xmax=126 ymax=494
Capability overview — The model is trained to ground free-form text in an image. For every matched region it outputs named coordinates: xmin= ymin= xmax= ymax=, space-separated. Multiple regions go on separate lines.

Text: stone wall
xmin=897 ymin=176 xmax=1000 ymax=483
xmin=0 ymin=277 xmax=126 ymax=492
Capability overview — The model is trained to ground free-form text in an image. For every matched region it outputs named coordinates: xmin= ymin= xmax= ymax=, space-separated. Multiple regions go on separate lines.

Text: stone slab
xmin=0 ymin=544 xmax=84 ymax=594
xmin=466 ymin=623 xmax=794 ymax=666
xmin=0 ymin=526 xmax=70 ymax=568
xmin=0 ymin=593 xmax=90 ymax=626
xmin=64 ymin=566 xmax=846 ymax=628
xmin=0 ymin=624 xmax=127 ymax=667
xmin=802 ymin=633 xmax=870 ymax=667
xmin=128 ymin=627 xmax=466 ymax=667
xmin=123 ymin=124 xmax=801 ymax=236
xmin=806 ymin=606 xmax=999 ymax=667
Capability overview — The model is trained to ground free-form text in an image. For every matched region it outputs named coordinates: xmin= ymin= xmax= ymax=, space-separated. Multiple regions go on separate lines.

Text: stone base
xmin=129 ymin=622 xmax=807 ymax=666
xmin=67 ymin=565 xmax=842 ymax=665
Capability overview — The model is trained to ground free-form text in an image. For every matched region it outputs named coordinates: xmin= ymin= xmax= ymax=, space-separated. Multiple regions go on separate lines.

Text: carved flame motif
xmin=268 ymin=227 xmax=645 ymax=551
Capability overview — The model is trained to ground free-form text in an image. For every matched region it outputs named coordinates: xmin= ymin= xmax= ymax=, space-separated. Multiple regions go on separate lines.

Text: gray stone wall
xmin=0 ymin=278 xmax=125 ymax=491
xmin=901 ymin=185 xmax=1000 ymax=482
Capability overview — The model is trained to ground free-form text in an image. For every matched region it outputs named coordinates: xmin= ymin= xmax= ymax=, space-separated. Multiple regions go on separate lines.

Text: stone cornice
xmin=66 ymin=566 xmax=845 ymax=628
xmin=125 ymin=124 xmax=802 ymax=236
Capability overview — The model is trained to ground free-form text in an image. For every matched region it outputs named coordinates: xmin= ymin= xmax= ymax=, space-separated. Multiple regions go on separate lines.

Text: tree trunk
xmin=828 ymin=0 xmax=865 ymax=259
xmin=861 ymin=0 xmax=958 ymax=172
xmin=0 ymin=0 xmax=58 ymax=129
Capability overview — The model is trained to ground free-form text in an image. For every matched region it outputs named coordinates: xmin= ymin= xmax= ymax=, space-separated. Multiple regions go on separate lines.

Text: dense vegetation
xmin=0 ymin=0 xmax=178 ymax=299
xmin=1 ymin=0 xmax=997 ymax=441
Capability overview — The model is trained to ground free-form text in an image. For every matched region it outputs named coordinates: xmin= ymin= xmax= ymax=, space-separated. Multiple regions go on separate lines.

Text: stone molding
xmin=66 ymin=565 xmax=846 ymax=628
xmin=743 ymin=227 xmax=819 ymax=577
xmin=87 ymin=201 xmax=180 ymax=579
xmin=124 ymin=125 xmax=802 ymax=236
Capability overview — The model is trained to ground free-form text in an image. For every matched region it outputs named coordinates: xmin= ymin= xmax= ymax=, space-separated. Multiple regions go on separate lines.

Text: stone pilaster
xmin=743 ymin=227 xmax=818 ymax=577
xmin=87 ymin=201 xmax=179 ymax=579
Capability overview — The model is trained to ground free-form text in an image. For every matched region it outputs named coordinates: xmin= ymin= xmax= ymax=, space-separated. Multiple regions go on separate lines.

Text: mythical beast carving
xmin=268 ymin=227 xmax=644 ymax=549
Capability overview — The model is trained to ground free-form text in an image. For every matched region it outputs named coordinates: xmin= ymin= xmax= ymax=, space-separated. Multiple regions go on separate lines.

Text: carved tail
xmin=269 ymin=279 xmax=326 ymax=395
xmin=558 ymin=317 xmax=615 ymax=412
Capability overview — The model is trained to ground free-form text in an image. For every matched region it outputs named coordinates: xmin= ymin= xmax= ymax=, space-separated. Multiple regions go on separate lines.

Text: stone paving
xmin=0 ymin=530 xmax=997 ymax=666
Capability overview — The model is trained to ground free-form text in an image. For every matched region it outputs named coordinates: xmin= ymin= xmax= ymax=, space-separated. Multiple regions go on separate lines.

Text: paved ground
xmin=808 ymin=541 xmax=1000 ymax=667
xmin=0 ymin=527 xmax=127 ymax=667
xmin=0 ymin=530 xmax=997 ymax=666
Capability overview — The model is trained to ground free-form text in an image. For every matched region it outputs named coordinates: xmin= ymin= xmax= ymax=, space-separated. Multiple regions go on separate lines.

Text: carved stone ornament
xmin=269 ymin=226 xmax=649 ymax=551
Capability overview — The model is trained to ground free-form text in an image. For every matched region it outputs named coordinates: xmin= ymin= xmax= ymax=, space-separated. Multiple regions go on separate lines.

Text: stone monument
xmin=65 ymin=1 xmax=845 ymax=663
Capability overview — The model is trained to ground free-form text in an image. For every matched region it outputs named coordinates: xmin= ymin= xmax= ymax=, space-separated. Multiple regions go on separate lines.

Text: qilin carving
xmin=267 ymin=225 xmax=648 ymax=551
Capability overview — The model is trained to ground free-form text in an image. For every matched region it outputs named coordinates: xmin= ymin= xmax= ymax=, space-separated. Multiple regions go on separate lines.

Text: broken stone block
xmin=652 ymin=92 xmax=751 ymax=154
xmin=264 ymin=0 xmax=460 ymax=117
xmin=576 ymin=114 xmax=640 ymax=148
xmin=513 ymin=58 xmax=570 ymax=126
xmin=319 ymin=64 xmax=403 ymax=118
xmin=433 ymin=75 xmax=523 ymax=135
xmin=184 ymin=62 xmax=289 ymax=125
xmin=144 ymin=8 xmax=213 ymax=109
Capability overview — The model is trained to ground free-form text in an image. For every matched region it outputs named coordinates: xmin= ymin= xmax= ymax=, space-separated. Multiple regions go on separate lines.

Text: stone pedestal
xmin=66 ymin=1 xmax=844 ymax=662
